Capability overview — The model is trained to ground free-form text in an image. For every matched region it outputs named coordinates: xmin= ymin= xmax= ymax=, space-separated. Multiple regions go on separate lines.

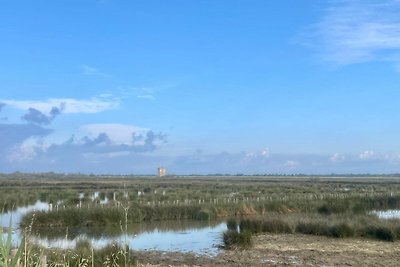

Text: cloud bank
xmin=0 ymin=123 xmax=53 ymax=162
xmin=2 ymin=96 xmax=119 ymax=114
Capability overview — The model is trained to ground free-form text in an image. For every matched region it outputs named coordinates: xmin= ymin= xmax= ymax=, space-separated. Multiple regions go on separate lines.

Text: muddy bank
xmin=136 ymin=233 xmax=400 ymax=266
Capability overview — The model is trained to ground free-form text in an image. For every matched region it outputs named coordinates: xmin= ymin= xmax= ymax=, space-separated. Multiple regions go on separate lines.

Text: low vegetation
xmin=1 ymin=215 xmax=137 ymax=266
xmin=2 ymin=173 xmax=400 ymax=260
xmin=223 ymin=213 xmax=400 ymax=248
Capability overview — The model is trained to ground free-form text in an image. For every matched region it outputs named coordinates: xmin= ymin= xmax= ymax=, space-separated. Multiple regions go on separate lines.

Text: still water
xmin=1 ymin=202 xmax=227 ymax=255
xmin=1 ymin=200 xmax=48 ymax=229
xmin=30 ymin=221 xmax=226 ymax=255
xmin=371 ymin=209 xmax=400 ymax=219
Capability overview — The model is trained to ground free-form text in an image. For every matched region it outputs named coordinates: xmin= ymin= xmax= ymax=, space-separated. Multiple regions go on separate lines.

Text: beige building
xmin=157 ymin=167 xmax=166 ymax=177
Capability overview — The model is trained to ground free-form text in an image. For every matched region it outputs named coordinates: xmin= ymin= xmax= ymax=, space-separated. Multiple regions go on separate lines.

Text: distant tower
xmin=157 ymin=167 xmax=166 ymax=177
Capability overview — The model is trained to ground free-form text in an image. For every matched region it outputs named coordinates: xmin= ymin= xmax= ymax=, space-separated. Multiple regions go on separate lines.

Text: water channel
xmin=3 ymin=199 xmax=400 ymax=255
xmin=1 ymin=201 xmax=227 ymax=255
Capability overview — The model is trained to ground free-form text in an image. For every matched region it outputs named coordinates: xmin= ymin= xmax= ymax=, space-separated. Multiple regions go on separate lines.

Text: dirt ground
xmin=136 ymin=233 xmax=400 ymax=266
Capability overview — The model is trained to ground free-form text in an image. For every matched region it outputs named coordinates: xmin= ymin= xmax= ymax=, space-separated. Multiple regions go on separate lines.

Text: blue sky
xmin=1 ymin=0 xmax=400 ymax=174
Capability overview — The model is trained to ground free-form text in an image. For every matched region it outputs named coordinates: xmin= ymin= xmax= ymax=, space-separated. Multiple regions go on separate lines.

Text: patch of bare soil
xmin=136 ymin=233 xmax=400 ymax=266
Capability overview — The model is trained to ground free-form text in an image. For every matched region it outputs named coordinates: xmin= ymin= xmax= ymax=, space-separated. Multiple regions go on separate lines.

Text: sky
xmin=1 ymin=0 xmax=400 ymax=175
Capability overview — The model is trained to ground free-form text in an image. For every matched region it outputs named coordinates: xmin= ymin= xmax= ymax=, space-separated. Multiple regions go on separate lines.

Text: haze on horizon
xmin=1 ymin=0 xmax=400 ymax=175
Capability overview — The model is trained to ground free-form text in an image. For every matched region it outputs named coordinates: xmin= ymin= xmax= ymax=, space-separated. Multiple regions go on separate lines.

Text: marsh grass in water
xmin=223 ymin=230 xmax=252 ymax=249
xmin=1 ymin=215 xmax=138 ymax=266
xmin=0 ymin=217 xmax=23 ymax=266
xmin=21 ymin=204 xmax=220 ymax=228
xmin=5 ymin=175 xmax=400 ymax=259
xmin=19 ymin=190 xmax=400 ymax=229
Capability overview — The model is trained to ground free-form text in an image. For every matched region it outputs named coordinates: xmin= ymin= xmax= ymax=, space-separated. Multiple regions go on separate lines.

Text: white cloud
xmin=7 ymin=137 xmax=47 ymax=162
xmin=243 ymin=148 xmax=270 ymax=162
xmin=8 ymin=144 xmax=36 ymax=162
xmin=2 ymin=96 xmax=119 ymax=114
xmin=260 ymin=148 xmax=270 ymax=157
xmin=81 ymin=123 xmax=148 ymax=145
xmin=330 ymin=153 xmax=345 ymax=162
xmin=359 ymin=150 xmax=375 ymax=159
xmin=302 ymin=0 xmax=400 ymax=67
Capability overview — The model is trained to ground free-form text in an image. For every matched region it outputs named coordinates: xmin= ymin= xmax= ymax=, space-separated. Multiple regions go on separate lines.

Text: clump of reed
xmin=226 ymin=218 xmax=238 ymax=231
xmin=227 ymin=214 xmax=400 ymax=247
xmin=239 ymin=218 xmax=293 ymax=234
xmin=0 ymin=220 xmax=23 ymax=266
xmin=358 ymin=225 xmax=396 ymax=242
xmin=295 ymin=222 xmax=354 ymax=238
xmin=21 ymin=207 xmax=123 ymax=228
xmin=223 ymin=230 xmax=252 ymax=249
xmin=44 ymin=243 xmax=137 ymax=267
xmin=316 ymin=195 xmax=400 ymax=215
xmin=22 ymin=203 xmax=255 ymax=229
xmin=1 ymin=219 xmax=137 ymax=266
xmin=223 ymin=218 xmax=254 ymax=249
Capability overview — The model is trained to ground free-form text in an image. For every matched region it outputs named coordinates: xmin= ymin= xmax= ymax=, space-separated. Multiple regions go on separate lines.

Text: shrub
xmin=328 ymin=223 xmax=354 ymax=238
xmin=295 ymin=222 xmax=329 ymax=236
xmin=261 ymin=219 xmax=292 ymax=234
xmin=238 ymin=230 xmax=252 ymax=248
xmin=194 ymin=210 xmax=211 ymax=220
xmin=318 ymin=205 xmax=332 ymax=215
xmin=394 ymin=225 xmax=400 ymax=239
xmin=223 ymin=230 xmax=239 ymax=248
xmin=375 ymin=227 xmax=395 ymax=242
xmin=223 ymin=230 xmax=252 ymax=249
xmin=360 ymin=225 xmax=395 ymax=242
xmin=239 ymin=219 xmax=251 ymax=233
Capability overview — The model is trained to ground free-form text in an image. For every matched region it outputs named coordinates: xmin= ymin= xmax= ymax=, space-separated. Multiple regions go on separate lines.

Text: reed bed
xmin=1 ymin=213 xmax=137 ymax=266
xmin=3 ymin=174 xmax=400 ymax=256
xmin=223 ymin=213 xmax=400 ymax=248
xmin=19 ymin=193 xmax=400 ymax=228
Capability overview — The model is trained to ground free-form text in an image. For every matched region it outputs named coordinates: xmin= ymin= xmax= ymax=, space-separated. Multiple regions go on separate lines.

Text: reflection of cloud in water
xmin=1 ymin=201 xmax=49 ymax=229
xmin=35 ymin=219 xmax=225 ymax=240
xmin=1 ymin=201 xmax=227 ymax=255
xmin=0 ymin=200 xmax=49 ymax=246
xmin=371 ymin=209 xmax=400 ymax=219
xmin=30 ymin=222 xmax=227 ymax=255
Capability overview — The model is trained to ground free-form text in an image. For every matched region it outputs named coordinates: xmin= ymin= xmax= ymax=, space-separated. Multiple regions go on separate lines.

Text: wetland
xmin=1 ymin=173 xmax=400 ymax=266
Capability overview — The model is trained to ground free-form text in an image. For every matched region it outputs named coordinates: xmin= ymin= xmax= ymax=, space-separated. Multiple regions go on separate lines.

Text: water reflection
xmin=371 ymin=209 xmax=400 ymax=219
xmin=1 ymin=200 xmax=48 ymax=229
xmin=1 ymin=201 xmax=227 ymax=255
xmin=30 ymin=220 xmax=226 ymax=255
xmin=1 ymin=201 xmax=49 ymax=246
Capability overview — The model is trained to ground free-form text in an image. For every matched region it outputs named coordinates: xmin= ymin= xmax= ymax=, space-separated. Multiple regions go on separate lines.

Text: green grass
xmin=223 ymin=230 xmax=252 ymax=249
xmin=43 ymin=243 xmax=137 ymax=267
xmin=0 ymin=218 xmax=23 ymax=267
xmin=3 ymin=174 xmax=400 ymax=255
xmin=223 ymin=213 xmax=400 ymax=250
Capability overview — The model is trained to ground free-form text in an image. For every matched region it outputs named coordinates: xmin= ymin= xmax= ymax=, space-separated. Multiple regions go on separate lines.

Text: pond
xmin=1 ymin=200 xmax=49 ymax=229
xmin=29 ymin=221 xmax=226 ymax=255
xmin=1 ymin=201 xmax=227 ymax=255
